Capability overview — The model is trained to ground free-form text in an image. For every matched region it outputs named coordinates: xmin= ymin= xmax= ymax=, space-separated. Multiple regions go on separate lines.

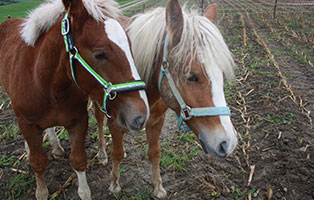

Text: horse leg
xmin=68 ymin=115 xmax=91 ymax=200
xmin=94 ymin=103 xmax=108 ymax=166
xmin=45 ymin=127 xmax=65 ymax=159
xmin=146 ymin=102 xmax=168 ymax=198
xmin=25 ymin=127 xmax=64 ymax=160
xmin=108 ymin=125 xmax=125 ymax=193
xmin=17 ymin=119 xmax=48 ymax=200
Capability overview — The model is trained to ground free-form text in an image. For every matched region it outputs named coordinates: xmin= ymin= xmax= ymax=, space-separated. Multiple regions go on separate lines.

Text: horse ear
xmin=166 ymin=0 xmax=183 ymax=48
xmin=204 ymin=3 xmax=218 ymax=23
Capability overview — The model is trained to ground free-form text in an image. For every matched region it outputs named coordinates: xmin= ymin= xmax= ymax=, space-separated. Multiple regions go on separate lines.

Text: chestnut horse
xmin=46 ymin=0 xmax=238 ymax=198
xmin=96 ymin=0 xmax=237 ymax=198
xmin=0 ymin=0 xmax=149 ymax=199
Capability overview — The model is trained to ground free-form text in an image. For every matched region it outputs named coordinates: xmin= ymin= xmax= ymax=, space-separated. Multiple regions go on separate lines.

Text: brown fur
xmin=0 ymin=0 xmax=147 ymax=198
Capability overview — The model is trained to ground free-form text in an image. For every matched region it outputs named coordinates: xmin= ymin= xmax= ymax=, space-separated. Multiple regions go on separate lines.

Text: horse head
xmin=62 ymin=0 xmax=149 ymax=131
xmin=159 ymin=0 xmax=237 ymax=158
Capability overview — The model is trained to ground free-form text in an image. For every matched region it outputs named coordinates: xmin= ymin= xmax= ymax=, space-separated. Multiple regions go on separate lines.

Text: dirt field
xmin=0 ymin=0 xmax=313 ymax=199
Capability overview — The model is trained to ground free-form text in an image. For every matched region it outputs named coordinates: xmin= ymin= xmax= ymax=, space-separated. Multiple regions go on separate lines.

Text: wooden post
xmin=273 ymin=0 xmax=278 ymax=19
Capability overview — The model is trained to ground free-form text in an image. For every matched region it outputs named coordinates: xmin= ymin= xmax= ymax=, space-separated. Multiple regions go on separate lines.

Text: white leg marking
xmin=35 ymin=173 xmax=48 ymax=200
xmin=152 ymin=164 xmax=167 ymax=198
xmin=74 ymin=170 xmax=91 ymax=200
xmin=109 ymin=159 xmax=121 ymax=193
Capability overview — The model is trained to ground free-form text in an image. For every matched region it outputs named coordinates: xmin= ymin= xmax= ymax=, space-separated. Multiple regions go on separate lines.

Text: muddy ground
xmin=0 ymin=0 xmax=313 ymax=199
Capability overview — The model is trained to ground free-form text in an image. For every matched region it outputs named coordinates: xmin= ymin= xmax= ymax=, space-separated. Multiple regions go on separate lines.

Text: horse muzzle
xmin=198 ymin=130 xmax=237 ymax=159
xmin=119 ymin=111 xmax=147 ymax=132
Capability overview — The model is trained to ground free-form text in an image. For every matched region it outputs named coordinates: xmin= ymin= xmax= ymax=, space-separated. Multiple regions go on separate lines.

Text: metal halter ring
xmin=108 ymin=90 xmax=117 ymax=100
xmin=181 ymin=106 xmax=192 ymax=121
xmin=162 ymin=61 xmax=169 ymax=70
xmin=105 ymin=83 xmax=117 ymax=101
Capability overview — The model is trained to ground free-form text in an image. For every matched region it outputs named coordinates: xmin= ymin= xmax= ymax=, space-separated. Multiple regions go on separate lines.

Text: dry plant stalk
xmin=13 ymin=152 xmax=27 ymax=167
xmin=267 ymin=187 xmax=273 ymax=199
xmin=240 ymin=15 xmax=248 ymax=47
xmin=50 ymin=173 xmax=77 ymax=200
xmin=10 ymin=168 xmax=30 ymax=175
xmin=244 ymin=11 xmax=312 ymax=127
xmin=248 ymin=165 xmax=255 ymax=186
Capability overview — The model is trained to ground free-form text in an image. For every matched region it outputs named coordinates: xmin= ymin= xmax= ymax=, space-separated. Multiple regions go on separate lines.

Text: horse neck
xmin=35 ymin=18 xmax=66 ymax=69
xmin=33 ymin=18 xmax=83 ymax=97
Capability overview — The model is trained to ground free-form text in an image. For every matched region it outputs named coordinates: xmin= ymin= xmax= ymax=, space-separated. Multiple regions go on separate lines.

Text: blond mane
xmin=128 ymin=7 xmax=235 ymax=83
xmin=20 ymin=0 xmax=120 ymax=46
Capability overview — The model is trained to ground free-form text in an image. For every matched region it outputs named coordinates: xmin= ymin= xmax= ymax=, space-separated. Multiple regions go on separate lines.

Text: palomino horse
xmin=0 ymin=0 xmax=149 ymax=199
xmin=46 ymin=0 xmax=238 ymax=198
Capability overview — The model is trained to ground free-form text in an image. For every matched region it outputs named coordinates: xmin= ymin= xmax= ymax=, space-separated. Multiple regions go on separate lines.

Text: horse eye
xmin=187 ymin=74 xmax=199 ymax=82
xmin=95 ymin=53 xmax=107 ymax=60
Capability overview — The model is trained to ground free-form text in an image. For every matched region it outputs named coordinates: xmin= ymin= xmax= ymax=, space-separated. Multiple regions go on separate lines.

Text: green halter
xmin=61 ymin=13 xmax=146 ymax=118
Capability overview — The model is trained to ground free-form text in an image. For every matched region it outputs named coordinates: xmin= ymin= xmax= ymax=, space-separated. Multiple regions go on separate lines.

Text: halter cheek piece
xmin=158 ymin=34 xmax=231 ymax=130
xmin=61 ymin=13 xmax=146 ymax=118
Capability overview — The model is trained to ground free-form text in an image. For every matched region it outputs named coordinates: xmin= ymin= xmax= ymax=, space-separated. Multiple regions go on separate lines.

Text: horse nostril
xmin=217 ymin=141 xmax=228 ymax=157
xmin=131 ymin=115 xmax=146 ymax=130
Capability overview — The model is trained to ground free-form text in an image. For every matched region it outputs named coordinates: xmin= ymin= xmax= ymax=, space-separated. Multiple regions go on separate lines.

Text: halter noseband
xmin=62 ymin=13 xmax=146 ymax=118
xmin=158 ymin=34 xmax=231 ymax=130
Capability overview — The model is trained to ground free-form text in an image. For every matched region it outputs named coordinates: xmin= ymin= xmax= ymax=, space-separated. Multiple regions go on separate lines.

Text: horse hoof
xmin=78 ymin=190 xmax=91 ymax=200
xmin=98 ymin=157 xmax=108 ymax=166
xmin=52 ymin=147 xmax=65 ymax=160
xmin=96 ymin=151 xmax=108 ymax=166
xmin=36 ymin=187 xmax=48 ymax=200
xmin=154 ymin=186 xmax=167 ymax=199
xmin=109 ymin=184 xmax=121 ymax=193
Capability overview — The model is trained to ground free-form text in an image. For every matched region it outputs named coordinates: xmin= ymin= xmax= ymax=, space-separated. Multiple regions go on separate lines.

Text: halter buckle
xmin=162 ymin=61 xmax=169 ymax=70
xmin=181 ymin=105 xmax=192 ymax=120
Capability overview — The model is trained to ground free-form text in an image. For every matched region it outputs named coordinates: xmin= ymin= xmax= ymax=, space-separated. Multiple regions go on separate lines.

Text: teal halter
xmin=158 ymin=34 xmax=231 ymax=131
xmin=62 ymin=13 xmax=146 ymax=118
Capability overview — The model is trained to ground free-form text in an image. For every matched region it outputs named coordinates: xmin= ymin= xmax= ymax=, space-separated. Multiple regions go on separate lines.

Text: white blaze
xmin=205 ymin=55 xmax=238 ymax=153
xmin=104 ymin=19 xmax=149 ymax=117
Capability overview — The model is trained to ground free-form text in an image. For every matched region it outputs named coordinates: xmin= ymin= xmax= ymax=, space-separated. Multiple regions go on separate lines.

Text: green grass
xmin=4 ymin=173 xmax=34 ymax=200
xmin=0 ymin=123 xmax=20 ymax=142
xmin=0 ymin=96 xmax=10 ymax=105
xmin=58 ymin=127 xmax=69 ymax=141
xmin=160 ymin=147 xmax=189 ymax=171
xmin=0 ymin=155 xmax=16 ymax=168
xmin=159 ymin=131 xmax=202 ymax=171
xmin=257 ymin=71 xmax=271 ymax=76
xmin=0 ymin=1 xmax=43 ymax=23
xmin=117 ymin=0 xmax=134 ymax=5
xmin=264 ymin=114 xmax=294 ymax=125
xmin=189 ymin=146 xmax=201 ymax=156
xmin=177 ymin=131 xmax=196 ymax=143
